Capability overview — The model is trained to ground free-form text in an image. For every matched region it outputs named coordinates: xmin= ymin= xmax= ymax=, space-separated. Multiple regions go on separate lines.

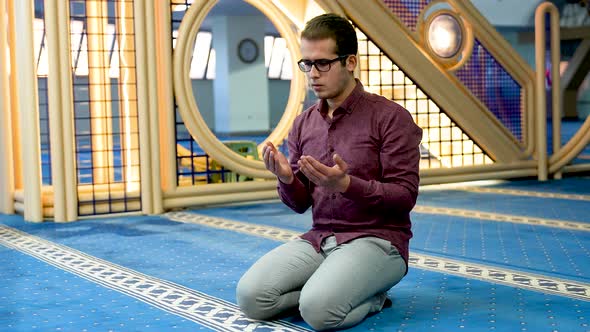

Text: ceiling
xmin=199 ymin=0 xmax=279 ymax=34
xmin=33 ymin=0 xmax=279 ymax=36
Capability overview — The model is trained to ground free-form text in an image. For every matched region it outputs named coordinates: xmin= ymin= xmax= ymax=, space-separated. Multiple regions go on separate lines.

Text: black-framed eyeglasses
xmin=297 ymin=55 xmax=350 ymax=72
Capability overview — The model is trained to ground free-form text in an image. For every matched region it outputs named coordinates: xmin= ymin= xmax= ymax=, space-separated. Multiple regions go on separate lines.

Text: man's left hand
xmin=298 ymin=154 xmax=350 ymax=192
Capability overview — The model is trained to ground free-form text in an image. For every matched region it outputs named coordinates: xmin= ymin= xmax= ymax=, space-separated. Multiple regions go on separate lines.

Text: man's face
xmin=300 ymin=38 xmax=353 ymax=101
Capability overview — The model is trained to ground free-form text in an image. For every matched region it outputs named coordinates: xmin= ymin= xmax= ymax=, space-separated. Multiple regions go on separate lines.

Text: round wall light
xmin=427 ymin=13 xmax=462 ymax=58
xmin=418 ymin=5 xmax=473 ymax=71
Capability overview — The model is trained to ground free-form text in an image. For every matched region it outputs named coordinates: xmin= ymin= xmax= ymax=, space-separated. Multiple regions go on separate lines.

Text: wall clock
xmin=237 ymin=38 xmax=259 ymax=64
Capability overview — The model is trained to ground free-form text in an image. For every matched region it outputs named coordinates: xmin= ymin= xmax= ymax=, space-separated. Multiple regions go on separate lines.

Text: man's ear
xmin=346 ymin=54 xmax=358 ymax=72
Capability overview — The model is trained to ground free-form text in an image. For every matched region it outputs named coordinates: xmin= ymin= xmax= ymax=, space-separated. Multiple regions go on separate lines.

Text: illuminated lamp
xmin=427 ymin=13 xmax=463 ymax=58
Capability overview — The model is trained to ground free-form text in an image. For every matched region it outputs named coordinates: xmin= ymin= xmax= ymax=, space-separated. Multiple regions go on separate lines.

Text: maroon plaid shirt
xmin=278 ymin=81 xmax=422 ymax=269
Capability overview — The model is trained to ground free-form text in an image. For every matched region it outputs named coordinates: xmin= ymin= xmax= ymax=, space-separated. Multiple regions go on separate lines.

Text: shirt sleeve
xmin=342 ymin=106 xmax=423 ymax=214
xmin=277 ymin=117 xmax=313 ymax=214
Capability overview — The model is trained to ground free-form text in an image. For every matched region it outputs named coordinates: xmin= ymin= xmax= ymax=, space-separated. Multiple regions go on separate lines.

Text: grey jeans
xmin=236 ymin=236 xmax=406 ymax=331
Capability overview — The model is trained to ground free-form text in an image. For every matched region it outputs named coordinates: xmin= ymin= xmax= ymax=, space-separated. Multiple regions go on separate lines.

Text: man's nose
xmin=308 ymin=64 xmax=321 ymax=77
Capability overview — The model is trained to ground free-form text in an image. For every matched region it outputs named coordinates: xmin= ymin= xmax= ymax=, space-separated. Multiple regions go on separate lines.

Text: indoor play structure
xmin=1 ymin=0 xmax=589 ymax=223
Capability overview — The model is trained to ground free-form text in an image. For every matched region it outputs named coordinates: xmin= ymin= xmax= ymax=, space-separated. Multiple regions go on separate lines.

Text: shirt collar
xmin=315 ymin=79 xmax=365 ymax=114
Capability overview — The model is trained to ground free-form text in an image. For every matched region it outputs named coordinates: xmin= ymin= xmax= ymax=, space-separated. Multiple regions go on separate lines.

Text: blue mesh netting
xmin=454 ymin=39 xmax=523 ymax=142
xmin=381 ymin=0 xmax=431 ymax=31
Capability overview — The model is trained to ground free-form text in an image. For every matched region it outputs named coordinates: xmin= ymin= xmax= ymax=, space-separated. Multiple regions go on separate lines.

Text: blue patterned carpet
xmin=1 ymin=176 xmax=590 ymax=331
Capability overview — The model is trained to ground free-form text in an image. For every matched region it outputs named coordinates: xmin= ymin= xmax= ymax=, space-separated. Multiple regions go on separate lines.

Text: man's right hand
xmin=262 ymin=142 xmax=294 ymax=184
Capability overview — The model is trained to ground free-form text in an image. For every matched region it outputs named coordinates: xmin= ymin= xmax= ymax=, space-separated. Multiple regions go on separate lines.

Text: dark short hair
xmin=301 ymin=13 xmax=358 ymax=56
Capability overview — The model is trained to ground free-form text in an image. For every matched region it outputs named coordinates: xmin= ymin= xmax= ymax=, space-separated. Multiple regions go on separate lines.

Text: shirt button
xmin=329 ymin=147 xmax=334 ymax=153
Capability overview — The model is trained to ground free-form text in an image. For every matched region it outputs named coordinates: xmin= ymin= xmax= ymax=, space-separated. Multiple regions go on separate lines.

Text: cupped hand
xmin=262 ymin=142 xmax=294 ymax=184
xmin=298 ymin=154 xmax=350 ymax=192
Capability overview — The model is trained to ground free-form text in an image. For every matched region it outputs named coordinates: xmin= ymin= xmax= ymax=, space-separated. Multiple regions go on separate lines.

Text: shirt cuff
xmin=277 ymin=171 xmax=307 ymax=194
xmin=341 ymin=175 xmax=366 ymax=200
